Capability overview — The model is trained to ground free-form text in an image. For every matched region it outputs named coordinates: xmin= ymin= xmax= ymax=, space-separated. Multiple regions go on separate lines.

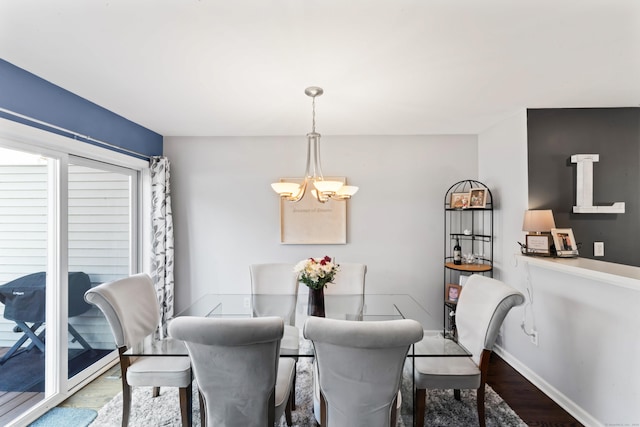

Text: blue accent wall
xmin=0 ymin=59 xmax=162 ymax=158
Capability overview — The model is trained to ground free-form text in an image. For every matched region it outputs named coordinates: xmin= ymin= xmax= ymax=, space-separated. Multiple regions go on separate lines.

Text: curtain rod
xmin=0 ymin=107 xmax=152 ymax=161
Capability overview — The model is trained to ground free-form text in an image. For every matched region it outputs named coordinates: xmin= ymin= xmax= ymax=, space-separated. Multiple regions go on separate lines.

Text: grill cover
xmin=0 ymin=272 xmax=92 ymax=322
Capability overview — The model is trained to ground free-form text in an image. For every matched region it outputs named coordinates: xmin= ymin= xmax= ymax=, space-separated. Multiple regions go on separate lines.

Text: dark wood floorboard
xmin=488 ymin=352 xmax=584 ymax=427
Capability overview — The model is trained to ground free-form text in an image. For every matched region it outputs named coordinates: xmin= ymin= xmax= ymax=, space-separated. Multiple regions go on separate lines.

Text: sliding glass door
xmin=0 ymin=146 xmax=53 ymax=416
xmin=0 ymin=139 xmax=144 ymax=425
xmin=66 ymin=158 xmax=138 ymax=387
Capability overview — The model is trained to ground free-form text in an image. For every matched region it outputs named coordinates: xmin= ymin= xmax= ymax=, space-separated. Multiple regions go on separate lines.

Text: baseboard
xmin=494 ymin=345 xmax=602 ymax=427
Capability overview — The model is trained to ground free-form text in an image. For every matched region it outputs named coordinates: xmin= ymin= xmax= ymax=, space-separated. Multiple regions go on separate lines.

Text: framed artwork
xmin=551 ymin=228 xmax=579 ymax=257
xmin=279 ymin=176 xmax=347 ymax=244
xmin=469 ymin=188 xmax=487 ymax=208
xmin=450 ymin=192 xmax=470 ymax=209
xmin=445 ymin=283 xmax=462 ymax=303
xmin=525 ymin=234 xmax=553 ymax=256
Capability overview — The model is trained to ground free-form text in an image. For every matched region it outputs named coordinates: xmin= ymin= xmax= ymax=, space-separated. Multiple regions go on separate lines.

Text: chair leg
xmin=291 ymin=364 xmax=297 ymax=410
xmin=199 ymin=390 xmax=206 ymax=427
xmin=152 ymin=386 xmax=160 ymax=398
xmin=415 ymin=388 xmax=426 ymax=427
xmin=121 ymin=383 xmax=132 ymax=427
xmin=285 ymin=396 xmax=293 ymax=426
xmin=179 ymin=386 xmax=192 ymax=427
xmin=390 ymin=394 xmax=398 ymax=427
xmin=454 ymin=389 xmax=461 ymax=400
xmin=118 ymin=352 xmax=132 ymax=427
xmin=320 ymin=392 xmax=327 ymax=427
xmin=477 ymin=384 xmax=486 ymax=427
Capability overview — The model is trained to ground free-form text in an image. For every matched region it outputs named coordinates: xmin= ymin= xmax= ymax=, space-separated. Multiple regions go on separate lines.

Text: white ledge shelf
xmin=516 ymin=254 xmax=640 ymax=291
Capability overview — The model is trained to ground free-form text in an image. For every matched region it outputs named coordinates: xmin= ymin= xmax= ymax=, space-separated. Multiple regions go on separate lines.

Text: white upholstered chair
xmin=84 ymin=273 xmax=192 ymax=427
xmin=168 ymin=316 xmax=295 ymax=427
xmin=413 ymin=274 xmax=525 ymax=427
xmin=304 ymin=316 xmax=424 ymax=427
xmin=249 ymin=263 xmax=300 ymax=408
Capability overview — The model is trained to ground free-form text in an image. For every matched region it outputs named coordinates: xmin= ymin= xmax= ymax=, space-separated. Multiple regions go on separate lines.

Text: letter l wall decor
xmin=572 ymin=154 xmax=625 ymax=214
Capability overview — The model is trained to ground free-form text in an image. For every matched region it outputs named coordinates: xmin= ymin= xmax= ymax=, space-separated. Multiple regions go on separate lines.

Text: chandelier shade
xmin=271 ymin=87 xmax=358 ymax=203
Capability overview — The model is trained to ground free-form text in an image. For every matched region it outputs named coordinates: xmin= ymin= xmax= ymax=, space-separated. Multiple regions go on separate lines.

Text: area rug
xmin=90 ymin=358 xmax=526 ymax=427
xmin=0 ymin=348 xmax=112 ymax=392
xmin=29 ymin=407 xmax=97 ymax=427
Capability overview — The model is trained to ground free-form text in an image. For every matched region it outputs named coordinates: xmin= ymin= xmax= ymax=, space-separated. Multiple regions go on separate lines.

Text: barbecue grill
xmin=0 ymin=271 xmax=93 ymax=364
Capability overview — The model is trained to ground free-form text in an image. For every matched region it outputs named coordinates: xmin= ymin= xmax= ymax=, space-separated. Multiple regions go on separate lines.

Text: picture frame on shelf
xmin=469 ymin=188 xmax=487 ymax=208
xmin=445 ymin=283 xmax=462 ymax=303
xmin=525 ymin=234 xmax=553 ymax=256
xmin=450 ymin=192 xmax=469 ymax=209
xmin=551 ymin=228 xmax=579 ymax=257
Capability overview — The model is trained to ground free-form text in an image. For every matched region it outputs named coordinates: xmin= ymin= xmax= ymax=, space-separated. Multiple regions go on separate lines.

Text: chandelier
xmin=271 ymin=87 xmax=358 ymax=203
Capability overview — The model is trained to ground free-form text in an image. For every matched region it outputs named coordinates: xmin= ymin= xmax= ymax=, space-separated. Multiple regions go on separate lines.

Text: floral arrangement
xmin=294 ymin=256 xmax=339 ymax=290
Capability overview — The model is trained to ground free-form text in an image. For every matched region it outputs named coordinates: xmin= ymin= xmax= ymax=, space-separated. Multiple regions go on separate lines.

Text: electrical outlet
xmin=530 ymin=330 xmax=538 ymax=346
xmin=243 ymin=297 xmax=250 ymax=308
xmin=594 ymin=241 xmax=604 ymax=257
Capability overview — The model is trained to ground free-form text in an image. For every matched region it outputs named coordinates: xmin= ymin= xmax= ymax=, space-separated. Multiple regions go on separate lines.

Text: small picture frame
xmin=525 ymin=234 xmax=553 ymax=256
xmin=551 ymin=228 xmax=579 ymax=257
xmin=450 ymin=192 xmax=470 ymax=209
xmin=445 ymin=283 xmax=462 ymax=303
xmin=468 ymin=188 xmax=487 ymax=208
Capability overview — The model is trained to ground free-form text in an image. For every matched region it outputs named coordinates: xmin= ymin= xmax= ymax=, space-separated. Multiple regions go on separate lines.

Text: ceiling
xmin=1 ymin=0 xmax=639 ymax=137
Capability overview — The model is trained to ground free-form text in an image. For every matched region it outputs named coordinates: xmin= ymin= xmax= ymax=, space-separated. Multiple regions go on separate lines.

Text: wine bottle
xmin=453 ymin=237 xmax=462 ymax=265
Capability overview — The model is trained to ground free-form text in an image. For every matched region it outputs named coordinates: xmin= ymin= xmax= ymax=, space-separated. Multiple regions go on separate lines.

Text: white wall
xmin=479 ymin=111 xmax=640 ymax=426
xmin=164 ymin=134 xmax=477 ymax=327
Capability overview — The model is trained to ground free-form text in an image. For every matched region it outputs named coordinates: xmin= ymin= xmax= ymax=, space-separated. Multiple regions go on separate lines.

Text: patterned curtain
xmin=150 ymin=156 xmax=174 ymax=337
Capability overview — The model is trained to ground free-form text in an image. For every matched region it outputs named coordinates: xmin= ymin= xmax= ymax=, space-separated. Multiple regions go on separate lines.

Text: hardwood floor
xmin=487 ymin=353 xmax=584 ymax=427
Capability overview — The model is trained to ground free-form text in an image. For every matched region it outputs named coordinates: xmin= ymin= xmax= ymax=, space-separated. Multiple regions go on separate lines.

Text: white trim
xmin=0 ymin=117 xmax=149 ymax=170
xmin=516 ymin=254 xmax=640 ymax=291
xmin=494 ymin=345 xmax=603 ymax=427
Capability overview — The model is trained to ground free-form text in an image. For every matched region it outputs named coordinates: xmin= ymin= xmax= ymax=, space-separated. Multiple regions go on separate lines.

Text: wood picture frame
xmin=279 ymin=176 xmax=347 ymax=244
xmin=525 ymin=234 xmax=553 ymax=256
xmin=450 ymin=192 xmax=470 ymax=209
xmin=445 ymin=283 xmax=462 ymax=303
xmin=468 ymin=188 xmax=487 ymax=208
xmin=551 ymin=228 xmax=579 ymax=257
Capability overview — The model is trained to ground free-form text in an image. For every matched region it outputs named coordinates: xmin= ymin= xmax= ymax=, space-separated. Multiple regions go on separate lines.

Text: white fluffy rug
xmin=90 ymin=358 xmax=526 ymax=426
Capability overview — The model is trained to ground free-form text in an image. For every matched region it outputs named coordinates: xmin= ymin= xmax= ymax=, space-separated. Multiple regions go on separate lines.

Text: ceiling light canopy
xmin=271 ymin=87 xmax=358 ymax=203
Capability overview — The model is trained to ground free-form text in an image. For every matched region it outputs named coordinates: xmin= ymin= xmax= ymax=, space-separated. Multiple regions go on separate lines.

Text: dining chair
xmin=84 ymin=273 xmax=192 ymax=427
xmin=168 ymin=316 xmax=295 ymax=427
xmin=304 ymin=316 xmax=424 ymax=427
xmin=323 ymin=262 xmax=367 ymax=320
xmin=249 ymin=263 xmax=300 ymax=409
xmin=413 ymin=274 xmax=525 ymax=427
xmin=310 ymin=262 xmax=367 ymax=422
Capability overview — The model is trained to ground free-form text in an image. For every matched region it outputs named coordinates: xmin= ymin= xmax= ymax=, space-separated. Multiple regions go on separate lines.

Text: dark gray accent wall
xmin=527 ymin=108 xmax=640 ymax=266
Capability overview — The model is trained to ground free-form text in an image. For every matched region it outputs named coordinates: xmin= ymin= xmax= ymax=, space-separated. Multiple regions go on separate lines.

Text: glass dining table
xmin=126 ymin=294 xmax=471 ymax=426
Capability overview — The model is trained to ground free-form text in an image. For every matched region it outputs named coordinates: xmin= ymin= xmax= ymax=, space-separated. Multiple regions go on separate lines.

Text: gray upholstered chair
xmin=84 ymin=273 xmax=192 ymax=427
xmin=249 ymin=263 xmax=300 ymax=408
xmin=413 ymin=274 xmax=525 ymax=427
xmin=249 ymin=263 xmax=300 ymax=353
xmin=168 ymin=316 xmax=295 ymax=427
xmin=304 ymin=316 xmax=424 ymax=427
xmin=323 ymin=262 xmax=367 ymax=320
xmin=310 ymin=262 xmax=367 ymax=422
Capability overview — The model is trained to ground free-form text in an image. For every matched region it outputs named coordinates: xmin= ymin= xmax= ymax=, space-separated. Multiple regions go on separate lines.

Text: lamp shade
xmin=271 ymin=182 xmax=301 ymax=196
xmin=522 ymin=209 xmax=556 ymax=233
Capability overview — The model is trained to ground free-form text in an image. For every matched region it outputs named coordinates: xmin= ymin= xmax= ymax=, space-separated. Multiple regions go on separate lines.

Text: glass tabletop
xmin=125 ymin=294 xmax=470 ymax=358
